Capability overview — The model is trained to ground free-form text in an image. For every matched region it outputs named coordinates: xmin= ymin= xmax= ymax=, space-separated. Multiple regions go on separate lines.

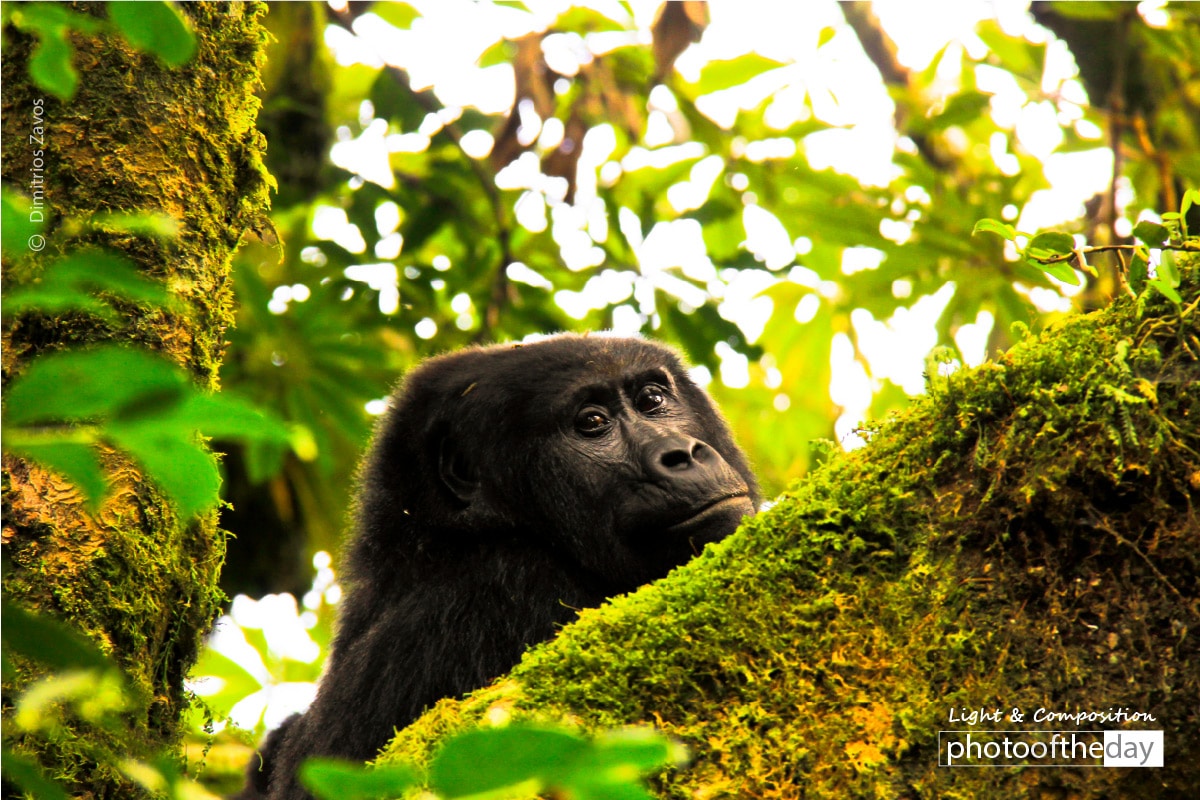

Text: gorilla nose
xmin=646 ymin=435 xmax=711 ymax=478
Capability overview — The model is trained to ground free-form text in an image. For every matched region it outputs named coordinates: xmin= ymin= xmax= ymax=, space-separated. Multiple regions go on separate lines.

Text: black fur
xmin=239 ymin=334 xmax=758 ymax=799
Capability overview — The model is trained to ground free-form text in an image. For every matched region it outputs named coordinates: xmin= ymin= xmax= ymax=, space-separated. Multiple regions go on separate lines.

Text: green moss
xmin=384 ymin=258 xmax=1198 ymax=798
xmin=1 ymin=3 xmax=272 ymax=796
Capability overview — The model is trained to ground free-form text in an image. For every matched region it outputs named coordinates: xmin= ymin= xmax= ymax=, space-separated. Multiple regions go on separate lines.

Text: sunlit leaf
xmin=971 ymin=218 xmax=1016 ymax=241
xmin=371 ymin=1 xmax=419 ymax=29
xmin=188 ymin=648 xmax=264 ymax=717
xmin=688 ymin=53 xmax=787 ymax=96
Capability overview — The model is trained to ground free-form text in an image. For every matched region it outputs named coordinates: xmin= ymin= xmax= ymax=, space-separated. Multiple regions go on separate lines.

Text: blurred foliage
xmin=1 ymin=601 xmax=224 ymax=800
xmin=219 ymin=0 xmax=1200 ymax=596
xmin=2 ymin=1 xmax=195 ymax=99
xmin=300 ymin=724 xmax=684 ymax=800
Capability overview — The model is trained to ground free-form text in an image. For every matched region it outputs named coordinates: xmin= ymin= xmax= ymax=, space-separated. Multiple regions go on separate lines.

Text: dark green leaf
xmin=430 ymin=725 xmax=588 ymax=796
xmin=1132 ymin=220 xmax=1168 ymax=247
xmin=108 ymin=1 xmax=196 ymax=66
xmin=4 ymin=441 xmax=108 ymax=510
xmin=1 ymin=601 xmax=117 ymax=675
xmin=1 ymin=749 xmax=69 ymax=800
xmin=299 ymin=758 xmax=419 ymax=800
xmin=370 ymin=70 xmax=426 ymax=132
xmin=1128 ymin=250 xmax=1149 ymax=294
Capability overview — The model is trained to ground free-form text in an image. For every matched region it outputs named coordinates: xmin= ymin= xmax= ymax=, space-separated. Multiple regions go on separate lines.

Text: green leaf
xmin=1 ymin=601 xmax=117 ymax=675
xmin=1128 ymin=250 xmax=1149 ymax=294
xmin=928 ymin=90 xmax=991 ymax=130
xmin=1146 ymin=277 xmax=1182 ymax=304
xmin=1 ymin=188 xmax=47 ymax=258
xmin=162 ymin=392 xmax=291 ymax=443
xmin=478 ymin=39 xmax=515 ymax=69
xmin=1181 ymin=189 xmax=1199 ymax=237
xmin=1132 ymin=220 xmax=1168 ymax=247
xmin=3 ymin=347 xmax=188 ymax=426
xmin=971 ymin=218 xmax=1016 ymax=241
xmin=4 ymin=441 xmax=108 ymax=510
xmin=88 ymin=211 xmax=180 ymax=238
xmin=1157 ymin=249 xmax=1181 ymax=288
xmin=108 ymin=1 xmax=196 ymax=66
xmin=430 ymin=725 xmax=588 ymax=797
xmin=5 ymin=249 xmax=176 ymax=320
xmin=29 ymin=27 xmax=77 ymax=100
xmin=371 ymin=1 xmax=419 ymax=29
xmin=189 ymin=648 xmax=264 ymax=717
xmin=1 ymin=750 xmax=69 ymax=800
xmin=106 ymin=420 xmax=220 ymax=517
xmin=689 ymin=53 xmax=787 ymax=95
xmin=1025 ymin=231 xmax=1075 ymax=259
xmin=298 ymin=759 xmax=419 ymax=800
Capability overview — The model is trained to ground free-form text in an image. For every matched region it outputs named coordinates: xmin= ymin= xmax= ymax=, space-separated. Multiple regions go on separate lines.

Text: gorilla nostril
xmin=660 ymin=447 xmax=693 ymax=470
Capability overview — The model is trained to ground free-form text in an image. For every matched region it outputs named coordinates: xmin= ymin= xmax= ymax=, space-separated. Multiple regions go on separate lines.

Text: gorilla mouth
xmin=665 ymin=493 xmax=754 ymax=536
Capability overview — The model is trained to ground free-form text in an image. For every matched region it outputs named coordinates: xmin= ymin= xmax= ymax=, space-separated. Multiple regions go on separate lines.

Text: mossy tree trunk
xmin=386 ymin=258 xmax=1199 ymax=799
xmin=1 ymin=3 xmax=271 ymax=795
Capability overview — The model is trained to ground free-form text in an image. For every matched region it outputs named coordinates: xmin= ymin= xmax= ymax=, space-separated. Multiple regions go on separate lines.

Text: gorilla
xmin=239 ymin=334 xmax=759 ymax=799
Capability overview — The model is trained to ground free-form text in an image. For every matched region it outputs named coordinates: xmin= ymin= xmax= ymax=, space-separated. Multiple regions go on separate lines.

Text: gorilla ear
xmin=438 ymin=437 xmax=479 ymax=504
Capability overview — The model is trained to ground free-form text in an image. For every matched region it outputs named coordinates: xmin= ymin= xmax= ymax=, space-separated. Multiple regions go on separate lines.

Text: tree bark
xmin=384 ymin=257 xmax=1199 ymax=798
xmin=1 ymin=3 xmax=271 ymax=795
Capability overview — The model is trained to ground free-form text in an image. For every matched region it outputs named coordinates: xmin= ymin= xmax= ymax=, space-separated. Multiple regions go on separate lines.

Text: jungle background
xmin=1 ymin=0 xmax=1198 ymax=796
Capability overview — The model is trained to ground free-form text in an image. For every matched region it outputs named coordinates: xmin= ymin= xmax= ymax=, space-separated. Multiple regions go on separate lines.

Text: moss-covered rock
xmin=384 ymin=257 xmax=1198 ymax=798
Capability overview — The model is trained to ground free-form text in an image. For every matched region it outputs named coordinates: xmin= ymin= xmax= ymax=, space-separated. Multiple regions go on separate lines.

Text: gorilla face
xmin=429 ymin=336 xmax=759 ymax=585
xmin=242 ymin=335 xmax=759 ymax=800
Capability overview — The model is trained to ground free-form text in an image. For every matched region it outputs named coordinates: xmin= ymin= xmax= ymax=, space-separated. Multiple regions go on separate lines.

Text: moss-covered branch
xmin=385 ymin=257 xmax=1198 ymax=798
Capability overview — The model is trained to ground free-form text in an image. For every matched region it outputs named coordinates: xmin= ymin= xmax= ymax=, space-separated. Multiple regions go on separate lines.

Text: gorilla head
xmin=243 ymin=335 xmax=758 ymax=799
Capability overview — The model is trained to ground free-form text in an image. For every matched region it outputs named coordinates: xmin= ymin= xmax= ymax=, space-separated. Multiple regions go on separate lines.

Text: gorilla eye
xmin=575 ymin=408 xmax=611 ymax=435
xmin=636 ymin=384 xmax=667 ymax=414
